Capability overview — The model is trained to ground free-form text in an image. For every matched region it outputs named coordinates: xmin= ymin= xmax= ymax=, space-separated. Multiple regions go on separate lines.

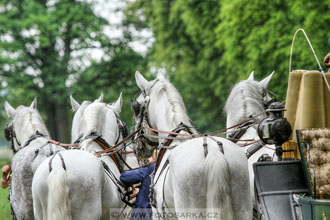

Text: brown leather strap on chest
xmin=94 ymin=138 xmax=122 ymax=172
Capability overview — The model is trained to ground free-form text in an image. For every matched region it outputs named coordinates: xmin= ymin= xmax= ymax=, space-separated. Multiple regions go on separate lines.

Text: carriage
xmin=252 ymin=29 xmax=330 ymax=220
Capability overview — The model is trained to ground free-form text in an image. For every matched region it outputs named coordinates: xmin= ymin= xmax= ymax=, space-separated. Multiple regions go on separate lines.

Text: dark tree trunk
xmin=55 ymin=100 xmax=70 ymax=143
xmin=43 ymin=99 xmax=70 ymax=143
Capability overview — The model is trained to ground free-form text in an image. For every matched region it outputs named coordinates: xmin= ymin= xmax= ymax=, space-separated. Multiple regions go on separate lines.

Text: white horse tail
xmin=204 ymin=145 xmax=234 ymax=220
xmin=47 ymin=156 xmax=72 ymax=220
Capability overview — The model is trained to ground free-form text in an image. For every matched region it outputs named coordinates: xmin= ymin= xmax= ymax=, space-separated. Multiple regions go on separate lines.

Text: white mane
xmin=81 ymin=102 xmax=119 ymax=145
xmin=224 ymin=79 xmax=266 ymax=126
xmin=150 ymin=79 xmax=196 ymax=133
xmin=14 ymin=106 xmax=50 ymax=139
xmin=83 ymin=102 xmax=106 ymax=136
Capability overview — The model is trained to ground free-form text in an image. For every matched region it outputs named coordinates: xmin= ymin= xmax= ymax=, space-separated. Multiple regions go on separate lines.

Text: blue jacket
xmin=120 ymin=164 xmax=155 ymax=209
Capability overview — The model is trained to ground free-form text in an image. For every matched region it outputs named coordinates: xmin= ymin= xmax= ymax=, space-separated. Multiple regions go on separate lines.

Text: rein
xmin=94 ymin=127 xmax=143 ymax=157
xmin=48 ymin=140 xmax=79 ymax=148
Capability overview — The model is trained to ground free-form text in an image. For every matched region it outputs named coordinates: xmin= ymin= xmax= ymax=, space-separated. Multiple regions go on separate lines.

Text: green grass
xmin=0 ymin=158 xmax=12 ymax=219
xmin=0 ymin=188 xmax=11 ymax=219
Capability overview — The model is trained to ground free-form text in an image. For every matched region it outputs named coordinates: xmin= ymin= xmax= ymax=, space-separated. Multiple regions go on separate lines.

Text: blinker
xmin=131 ymin=100 xmax=141 ymax=116
xmin=4 ymin=124 xmax=12 ymax=141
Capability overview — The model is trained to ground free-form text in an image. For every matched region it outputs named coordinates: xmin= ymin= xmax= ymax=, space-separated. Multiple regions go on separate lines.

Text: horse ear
xmin=70 ymin=95 xmax=80 ymax=112
xmin=30 ymin=97 xmax=37 ymax=109
xmin=259 ymin=71 xmax=275 ymax=88
xmin=97 ymin=93 xmax=104 ymax=102
xmin=112 ymin=92 xmax=123 ymax=114
xmin=135 ymin=71 xmax=152 ymax=91
xmin=157 ymin=71 xmax=166 ymax=81
xmin=4 ymin=101 xmax=16 ymax=118
xmin=248 ymin=71 xmax=254 ymax=80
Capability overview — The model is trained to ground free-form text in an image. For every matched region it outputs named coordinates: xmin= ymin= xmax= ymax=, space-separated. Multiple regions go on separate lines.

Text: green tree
xmin=125 ymin=0 xmax=330 ymax=132
xmin=71 ymin=46 xmax=148 ymax=129
xmin=0 ymin=0 xmax=116 ymax=141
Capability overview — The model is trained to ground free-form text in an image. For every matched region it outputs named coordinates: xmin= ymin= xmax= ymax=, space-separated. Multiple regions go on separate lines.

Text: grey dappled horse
xmin=4 ymin=98 xmax=65 ymax=220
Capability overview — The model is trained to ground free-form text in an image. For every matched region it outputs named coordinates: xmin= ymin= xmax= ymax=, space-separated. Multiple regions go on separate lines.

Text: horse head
xmin=132 ymin=71 xmax=194 ymax=159
xmin=70 ymin=94 xmax=126 ymax=152
xmin=4 ymin=97 xmax=49 ymax=153
xmin=225 ymin=71 xmax=275 ymax=128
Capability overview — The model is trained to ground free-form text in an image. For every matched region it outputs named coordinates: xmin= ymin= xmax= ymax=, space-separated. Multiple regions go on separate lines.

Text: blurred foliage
xmin=125 ymin=0 xmax=330 ymax=132
xmin=0 ymin=0 xmax=148 ymax=141
xmin=0 ymin=0 xmax=329 ymax=139
xmin=70 ymin=46 xmax=148 ymax=129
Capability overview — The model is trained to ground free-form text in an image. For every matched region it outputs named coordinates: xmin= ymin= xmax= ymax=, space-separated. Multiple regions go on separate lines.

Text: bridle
xmin=74 ymin=111 xmax=129 ymax=172
xmin=263 ymin=88 xmax=277 ymax=110
xmin=131 ymin=80 xmax=160 ymax=157
xmin=4 ymin=121 xmax=19 ymax=154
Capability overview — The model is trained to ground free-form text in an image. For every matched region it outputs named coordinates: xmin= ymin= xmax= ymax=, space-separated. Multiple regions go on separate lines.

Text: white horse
xmin=224 ymin=71 xmax=277 ymax=208
xmin=32 ymin=94 xmax=127 ymax=220
xmin=4 ymin=98 xmax=65 ymax=220
xmin=132 ymin=71 xmax=252 ymax=220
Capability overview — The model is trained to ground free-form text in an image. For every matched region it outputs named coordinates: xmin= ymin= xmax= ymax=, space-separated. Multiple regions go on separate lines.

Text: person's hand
xmin=1 ymin=164 xmax=11 ymax=189
xmin=2 ymin=164 xmax=10 ymax=176
xmin=129 ymin=188 xmax=139 ymax=200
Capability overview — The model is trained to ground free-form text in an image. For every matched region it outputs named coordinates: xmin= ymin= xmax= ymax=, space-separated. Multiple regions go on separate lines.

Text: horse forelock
xmin=150 ymin=79 xmax=196 ymax=133
xmin=225 ymin=80 xmax=265 ymax=125
xmin=14 ymin=106 xmax=50 ymax=138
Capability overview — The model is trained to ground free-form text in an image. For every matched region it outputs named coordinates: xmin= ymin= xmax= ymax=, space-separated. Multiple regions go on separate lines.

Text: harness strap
xmin=49 ymin=152 xmax=66 ymax=172
xmin=48 ymin=139 xmax=79 ymax=148
xmin=20 ymin=131 xmax=46 ymax=150
xmin=94 ymin=127 xmax=143 ymax=156
xmin=146 ymin=126 xmax=195 ymax=137
xmin=203 ymin=135 xmax=208 ymax=157
xmin=207 ymin=135 xmax=224 ymax=154
xmin=150 ymin=159 xmax=169 ymax=208
xmin=246 ymin=142 xmax=264 ymax=159
xmin=161 ymin=165 xmax=170 ymax=217
xmin=228 ymin=120 xmax=255 ymax=142
xmin=117 ymin=150 xmax=133 ymax=170
xmin=94 ymin=138 xmax=122 ymax=172
xmin=155 ymin=123 xmax=192 ymax=173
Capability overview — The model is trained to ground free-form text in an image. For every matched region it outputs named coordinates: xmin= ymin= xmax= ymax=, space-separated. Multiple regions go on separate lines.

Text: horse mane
xmin=16 ymin=106 xmax=50 ymax=137
xmin=150 ymin=79 xmax=196 ymax=133
xmin=83 ymin=102 xmax=106 ymax=136
xmin=224 ymin=80 xmax=266 ymax=125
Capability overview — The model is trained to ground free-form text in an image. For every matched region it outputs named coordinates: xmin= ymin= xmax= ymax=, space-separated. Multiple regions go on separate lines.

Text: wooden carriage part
xmin=282 ymin=70 xmax=330 ymax=159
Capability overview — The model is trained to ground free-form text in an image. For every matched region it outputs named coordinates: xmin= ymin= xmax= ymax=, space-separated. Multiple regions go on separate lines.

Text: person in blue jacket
xmin=120 ymin=163 xmax=155 ymax=220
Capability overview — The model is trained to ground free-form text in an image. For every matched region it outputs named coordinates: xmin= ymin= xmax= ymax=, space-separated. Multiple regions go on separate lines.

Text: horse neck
xmin=16 ymin=116 xmax=49 ymax=145
xmin=80 ymin=140 xmax=121 ymax=175
xmin=240 ymin=126 xmax=259 ymax=142
xmin=148 ymin=84 xmax=195 ymax=135
xmin=80 ymin=105 xmax=121 ymax=174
